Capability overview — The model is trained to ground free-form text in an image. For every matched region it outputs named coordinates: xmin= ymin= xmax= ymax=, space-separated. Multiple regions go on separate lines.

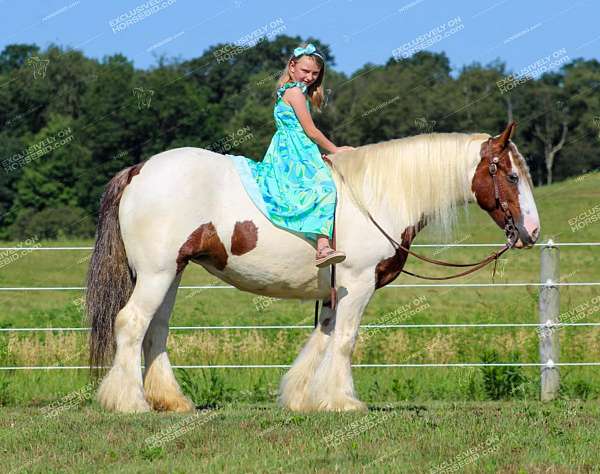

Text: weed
xmin=480 ymin=349 xmax=527 ymax=400
xmin=177 ymin=368 xmax=233 ymax=409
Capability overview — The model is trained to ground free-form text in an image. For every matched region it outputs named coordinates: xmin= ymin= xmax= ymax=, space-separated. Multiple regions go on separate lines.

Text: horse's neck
xmin=334 ymin=133 xmax=484 ymax=246
xmin=355 ymin=156 xmax=480 ymax=244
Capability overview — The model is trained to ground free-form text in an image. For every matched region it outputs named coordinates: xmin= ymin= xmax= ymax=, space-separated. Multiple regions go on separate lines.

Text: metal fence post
xmin=539 ymin=239 xmax=560 ymax=401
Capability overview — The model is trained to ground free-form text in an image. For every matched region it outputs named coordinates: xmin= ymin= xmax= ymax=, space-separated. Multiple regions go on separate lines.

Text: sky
xmin=1 ymin=0 xmax=599 ymax=77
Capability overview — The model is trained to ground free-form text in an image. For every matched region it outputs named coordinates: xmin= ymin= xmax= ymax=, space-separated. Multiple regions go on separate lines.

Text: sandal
xmin=315 ymin=247 xmax=346 ymax=268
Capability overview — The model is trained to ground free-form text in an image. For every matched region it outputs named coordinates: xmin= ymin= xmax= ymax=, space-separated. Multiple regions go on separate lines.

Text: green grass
xmin=2 ymin=401 xmax=600 ymax=473
xmin=0 ymin=172 xmax=599 ymax=471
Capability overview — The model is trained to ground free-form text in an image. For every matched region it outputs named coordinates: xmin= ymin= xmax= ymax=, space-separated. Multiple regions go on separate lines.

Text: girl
xmin=242 ymin=42 xmax=355 ymax=267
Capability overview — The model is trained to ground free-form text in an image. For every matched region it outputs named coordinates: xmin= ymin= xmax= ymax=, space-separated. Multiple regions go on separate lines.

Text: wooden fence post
xmin=539 ymin=239 xmax=560 ymax=401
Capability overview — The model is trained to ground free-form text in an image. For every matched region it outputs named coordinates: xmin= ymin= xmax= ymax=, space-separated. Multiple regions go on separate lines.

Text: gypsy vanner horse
xmin=86 ymin=122 xmax=540 ymax=413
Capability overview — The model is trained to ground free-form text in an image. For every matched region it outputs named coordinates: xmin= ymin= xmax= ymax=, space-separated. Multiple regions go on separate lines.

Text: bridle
xmin=323 ymin=138 xmax=520 ymax=281
xmin=486 ymin=138 xmax=520 ymax=250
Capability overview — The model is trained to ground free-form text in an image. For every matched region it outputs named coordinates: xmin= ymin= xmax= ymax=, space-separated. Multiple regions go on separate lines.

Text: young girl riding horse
xmin=244 ymin=42 xmax=355 ymax=267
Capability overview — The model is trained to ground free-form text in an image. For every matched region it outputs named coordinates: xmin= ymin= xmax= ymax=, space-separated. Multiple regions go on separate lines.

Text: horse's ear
xmin=498 ymin=121 xmax=517 ymax=148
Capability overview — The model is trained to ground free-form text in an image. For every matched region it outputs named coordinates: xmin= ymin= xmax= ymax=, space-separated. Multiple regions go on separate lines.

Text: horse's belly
xmin=191 ymin=245 xmax=332 ymax=300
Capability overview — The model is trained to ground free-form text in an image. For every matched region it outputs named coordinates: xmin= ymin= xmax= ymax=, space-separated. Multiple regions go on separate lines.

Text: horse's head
xmin=471 ymin=122 xmax=540 ymax=249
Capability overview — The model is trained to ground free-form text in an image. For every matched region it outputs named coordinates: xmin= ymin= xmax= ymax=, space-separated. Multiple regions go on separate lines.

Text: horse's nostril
xmin=531 ymin=227 xmax=540 ymax=241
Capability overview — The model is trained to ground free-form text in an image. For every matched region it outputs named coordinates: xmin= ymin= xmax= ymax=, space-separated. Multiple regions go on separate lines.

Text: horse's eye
xmin=507 ymin=173 xmax=519 ymax=184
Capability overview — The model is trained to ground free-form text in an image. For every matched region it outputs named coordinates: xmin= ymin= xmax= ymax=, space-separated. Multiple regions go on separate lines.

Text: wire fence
xmin=3 ymin=362 xmax=600 ymax=371
xmin=4 ymin=321 xmax=600 ymax=333
xmin=1 ymin=240 xmax=598 ymax=371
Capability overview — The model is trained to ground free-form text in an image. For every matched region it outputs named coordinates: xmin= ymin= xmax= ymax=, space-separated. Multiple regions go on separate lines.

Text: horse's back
xmin=131 ymin=147 xmax=234 ymax=200
xmin=121 ymin=147 xmax=249 ymax=216
xmin=118 ymin=147 xmax=253 ymax=264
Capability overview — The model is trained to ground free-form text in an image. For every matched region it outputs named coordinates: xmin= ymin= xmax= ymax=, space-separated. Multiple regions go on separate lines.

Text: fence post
xmin=539 ymin=239 xmax=560 ymax=401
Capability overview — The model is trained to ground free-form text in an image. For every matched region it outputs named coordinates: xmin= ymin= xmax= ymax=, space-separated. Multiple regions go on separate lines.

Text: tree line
xmin=0 ymin=35 xmax=598 ymax=240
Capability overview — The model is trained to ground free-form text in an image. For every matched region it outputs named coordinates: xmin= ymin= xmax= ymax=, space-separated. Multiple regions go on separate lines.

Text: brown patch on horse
xmin=176 ymin=223 xmax=228 ymax=273
xmin=374 ymin=226 xmax=417 ymax=289
xmin=231 ymin=220 xmax=258 ymax=255
xmin=471 ymin=148 xmax=504 ymax=211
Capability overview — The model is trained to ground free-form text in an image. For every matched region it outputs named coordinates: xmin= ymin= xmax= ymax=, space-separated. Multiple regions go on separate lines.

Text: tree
xmin=533 ymin=117 xmax=568 ymax=186
xmin=1 ymin=37 xmax=599 ymax=240
xmin=530 ymin=75 xmax=569 ymax=185
xmin=556 ymin=59 xmax=600 ymax=178
xmin=11 ymin=113 xmax=92 ymax=216
xmin=0 ymin=44 xmax=40 ymax=74
xmin=452 ymin=62 xmax=506 ymax=134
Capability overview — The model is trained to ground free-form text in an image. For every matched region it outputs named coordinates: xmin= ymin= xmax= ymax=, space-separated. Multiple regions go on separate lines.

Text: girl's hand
xmin=333 ymin=145 xmax=356 ymax=153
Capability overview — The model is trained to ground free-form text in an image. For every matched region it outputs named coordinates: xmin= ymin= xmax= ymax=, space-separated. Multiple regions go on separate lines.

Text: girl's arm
xmin=283 ymin=88 xmax=348 ymax=154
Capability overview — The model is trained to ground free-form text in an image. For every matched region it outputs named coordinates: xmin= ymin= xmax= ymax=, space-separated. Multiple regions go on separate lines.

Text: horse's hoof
xmin=97 ymin=377 xmax=151 ymax=413
xmin=317 ymin=396 xmax=368 ymax=412
xmin=98 ymin=393 xmax=151 ymax=413
xmin=147 ymin=394 xmax=196 ymax=413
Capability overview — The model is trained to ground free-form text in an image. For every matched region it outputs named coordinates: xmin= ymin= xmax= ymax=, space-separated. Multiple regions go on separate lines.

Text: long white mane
xmin=329 ymin=132 xmax=491 ymax=234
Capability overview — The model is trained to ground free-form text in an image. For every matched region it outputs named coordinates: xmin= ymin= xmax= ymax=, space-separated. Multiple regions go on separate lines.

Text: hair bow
xmin=293 ymin=43 xmax=323 ymax=59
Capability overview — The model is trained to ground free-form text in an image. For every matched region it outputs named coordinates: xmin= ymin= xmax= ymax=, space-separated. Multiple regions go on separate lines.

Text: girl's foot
xmin=315 ymin=246 xmax=346 ymax=267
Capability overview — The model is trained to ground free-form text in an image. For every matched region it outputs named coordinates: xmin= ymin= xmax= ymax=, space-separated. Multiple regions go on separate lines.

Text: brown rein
xmin=365 ymin=211 xmax=511 ymax=280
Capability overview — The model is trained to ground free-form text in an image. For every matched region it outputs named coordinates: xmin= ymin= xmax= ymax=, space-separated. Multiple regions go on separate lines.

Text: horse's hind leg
xmin=143 ymin=273 xmax=194 ymax=412
xmin=97 ymin=270 xmax=176 ymax=413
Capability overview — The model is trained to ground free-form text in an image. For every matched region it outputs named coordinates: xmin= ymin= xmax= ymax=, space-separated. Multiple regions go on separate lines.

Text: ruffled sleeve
xmin=276 ymin=81 xmax=308 ymax=100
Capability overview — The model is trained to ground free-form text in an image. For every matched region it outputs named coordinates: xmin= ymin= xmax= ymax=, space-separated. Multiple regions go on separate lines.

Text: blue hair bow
xmin=293 ymin=43 xmax=323 ymax=59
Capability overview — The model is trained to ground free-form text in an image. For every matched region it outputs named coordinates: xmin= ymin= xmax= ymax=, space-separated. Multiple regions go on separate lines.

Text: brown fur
xmin=86 ymin=161 xmax=146 ymax=373
xmin=230 ymin=220 xmax=258 ymax=255
xmin=472 ymin=134 xmax=522 ymax=230
xmin=176 ymin=222 xmax=228 ymax=273
xmin=126 ymin=162 xmax=145 ymax=185
xmin=374 ymin=226 xmax=417 ymax=289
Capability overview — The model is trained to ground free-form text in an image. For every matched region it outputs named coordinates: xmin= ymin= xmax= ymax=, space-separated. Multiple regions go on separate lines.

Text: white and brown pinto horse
xmin=86 ymin=122 xmax=540 ymax=413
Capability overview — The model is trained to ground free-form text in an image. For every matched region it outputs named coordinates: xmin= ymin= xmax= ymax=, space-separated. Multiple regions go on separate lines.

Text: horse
xmin=85 ymin=121 xmax=540 ymax=413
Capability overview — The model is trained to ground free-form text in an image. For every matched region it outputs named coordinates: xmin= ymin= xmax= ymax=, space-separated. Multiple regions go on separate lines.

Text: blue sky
xmin=1 ymin=0 xmax=598 ymax=76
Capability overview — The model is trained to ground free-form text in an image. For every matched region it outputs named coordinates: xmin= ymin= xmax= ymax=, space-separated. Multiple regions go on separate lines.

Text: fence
xmin=0 ymin=240 xmax=599 ymax=401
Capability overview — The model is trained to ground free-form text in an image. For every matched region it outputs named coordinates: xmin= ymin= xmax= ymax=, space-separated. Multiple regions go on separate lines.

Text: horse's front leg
xmin=279 ymin=272 xmax=375 ymax=412
xmin=278 ymin=300 xmax=335 ymax=411
xmin=308 ymin=276 xmax=374 ymax=411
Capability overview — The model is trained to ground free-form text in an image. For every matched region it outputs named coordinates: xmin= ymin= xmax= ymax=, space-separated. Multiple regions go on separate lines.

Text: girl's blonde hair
xmin=275 ymin=42 xmax=326 ymax=111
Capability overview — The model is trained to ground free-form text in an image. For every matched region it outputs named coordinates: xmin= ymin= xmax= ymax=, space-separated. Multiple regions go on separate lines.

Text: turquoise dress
xmin=229 ymin=81 xmax=337 ymax=243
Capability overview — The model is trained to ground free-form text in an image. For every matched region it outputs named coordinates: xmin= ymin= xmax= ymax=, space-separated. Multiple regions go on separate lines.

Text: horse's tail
xmin=86 ymin=162 xmax=145 ymax=372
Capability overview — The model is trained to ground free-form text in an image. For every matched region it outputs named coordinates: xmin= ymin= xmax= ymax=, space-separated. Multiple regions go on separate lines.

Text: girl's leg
xmin=316 ymin=235 xmax=340 ymax=259
xmin=316 ymin=234 xmax=331 ymax=253
xmin=315 ymin=235 xmax=345 ymax=267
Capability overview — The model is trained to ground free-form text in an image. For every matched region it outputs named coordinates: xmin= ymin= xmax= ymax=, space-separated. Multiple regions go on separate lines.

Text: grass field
xmin=0 ymin=171 xmax=599 ymax=471
xmin=3 ymin=402 xmax=600 ymax=472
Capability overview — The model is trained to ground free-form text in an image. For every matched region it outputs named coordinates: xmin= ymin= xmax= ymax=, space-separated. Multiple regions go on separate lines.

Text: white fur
xmin=508 ymin=146 xmax=540 ymax=236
